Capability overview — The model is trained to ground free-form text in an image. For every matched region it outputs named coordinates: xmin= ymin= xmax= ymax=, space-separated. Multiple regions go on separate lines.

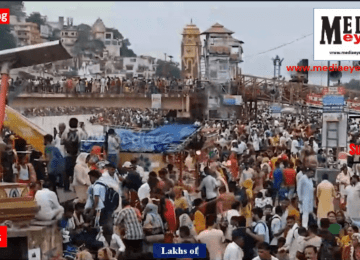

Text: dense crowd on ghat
xmin=22 ymin=106 xmax=170 ymax=129
xmin=4 ymin=105 xmax=360 ymax=260
xmin=88 ymin=108 xmax=170 ymax=128
xmin=9 ymin=75 xmax=208 ymax=95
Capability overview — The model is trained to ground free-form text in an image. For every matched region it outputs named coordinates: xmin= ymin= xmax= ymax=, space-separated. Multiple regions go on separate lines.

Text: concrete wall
xmin=28 ymin=114 xmax=104 ymax=135
xmin=11 ymin=94 xmax=188 ymax=111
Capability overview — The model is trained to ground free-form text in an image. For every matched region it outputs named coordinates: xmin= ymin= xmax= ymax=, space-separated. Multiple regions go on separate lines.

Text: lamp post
xmin=272 ymin=55 xmax=284 ymax=80
xmin=195 ymin=150 xmax=201 ymax=187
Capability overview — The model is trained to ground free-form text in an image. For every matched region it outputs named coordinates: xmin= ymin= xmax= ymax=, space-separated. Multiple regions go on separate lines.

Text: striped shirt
xmin=115 ymin=207 xmax=144 ymax=240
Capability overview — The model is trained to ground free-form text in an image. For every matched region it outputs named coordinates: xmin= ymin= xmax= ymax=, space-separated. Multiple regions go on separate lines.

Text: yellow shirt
xmin=271 ymin=136 xmax=279 ymax=146
xmin=174 ymin=197 xmax=189 ymax=210
xmin=241 ymin=203 xmax=252 ymax=227
xmin=193 ymin=210 xmax=206 ymax=234
xmin=271 ymin=157 xmax=278 ymax=171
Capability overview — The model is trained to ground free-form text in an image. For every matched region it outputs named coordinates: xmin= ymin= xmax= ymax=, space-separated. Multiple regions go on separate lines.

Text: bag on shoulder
xmin=64 ymin=130 xmax=80 ymax=156
xmin=96 ymin=182 xmax=120 ymax=213
xmin=267 ymin=215 xmax=280 ymax=242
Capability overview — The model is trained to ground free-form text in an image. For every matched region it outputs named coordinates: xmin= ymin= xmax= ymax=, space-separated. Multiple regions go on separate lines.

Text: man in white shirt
xmin=297 ymin=224 xmax=322 ymax=257
xmin=216 ymin=134 xmax=229 ymax=149
xmin=279 ymin=216 xmax=299 ymax=260
xmin=246 ymin=207 xmax=270 ymax=245
xmin=107 ymin=129 xmax=121 ymax=168
xmin=196 ymin=167 xmax=220 ymax=201
xmin=291 ymin=136 xmax=301 ymax=155
xmin=253 ymin=242 xmax=279 ymax=260
xmin=270 ymin=206 xmax=284 ymax=247
xmin=223 ymin=229 xmax=245 ymax=260
xmin=238 ymin=136 xmax=247 ymax=155
xmin=54 ymin=123 xmax=66 ymax=158
xmin=197 ymin=216 xmax=226 ymax=260
xmin=34 ymin=181 xmax=64 ymax=221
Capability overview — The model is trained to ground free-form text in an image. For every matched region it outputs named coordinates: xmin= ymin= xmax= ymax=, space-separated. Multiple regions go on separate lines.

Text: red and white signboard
xmin=322 ymin=87 xmax=346 ymax=95
xmin=0 ymin=9 xmax=9 ymax=24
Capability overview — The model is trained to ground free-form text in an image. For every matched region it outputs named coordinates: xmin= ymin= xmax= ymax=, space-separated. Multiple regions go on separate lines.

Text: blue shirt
xmin=273 ymin=168 xmax=283 ymax=190
xmin=45 ymin=145 xmax=64 ymax=175
xmin=85 ymin=180 xmax=106 ymax=210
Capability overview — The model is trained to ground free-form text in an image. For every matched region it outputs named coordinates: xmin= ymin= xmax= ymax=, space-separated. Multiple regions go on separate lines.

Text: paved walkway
xmin=56 ymin=187 xmax=77 ymax=204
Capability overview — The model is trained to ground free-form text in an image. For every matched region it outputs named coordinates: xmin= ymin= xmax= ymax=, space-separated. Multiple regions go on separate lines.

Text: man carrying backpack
xmin=61 ymin=118 xmax=81 ymax=191
xmin=268 ymin=206 xmax=284 ymax=255
xmin=246 ymin=207 xmax=270 ymax=256
xmin=85 ymin=170 xmax=119 ymax=246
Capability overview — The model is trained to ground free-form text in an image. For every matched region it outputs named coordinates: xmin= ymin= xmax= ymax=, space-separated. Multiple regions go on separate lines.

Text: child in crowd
xmin=174 ymin=226 xmax=197 ymax=243
xmin=276 ymin=237 xmax=289 ymax=260
xmin=264 ymin=191 xmax=273 ymax=207
xmin=73 ymin=202 xmax=85 ymax=230
xmin=255 ymin=192 xmax=266 ymax=209
xmin=58 ymin=202 xmax=77 ymax=259
xmin=110 ymin=225 xmax=126 ymax=259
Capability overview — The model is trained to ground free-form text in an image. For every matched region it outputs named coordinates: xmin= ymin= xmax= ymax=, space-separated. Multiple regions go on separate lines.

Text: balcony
xmin=230 ymin=53 xmax=242 ymax=62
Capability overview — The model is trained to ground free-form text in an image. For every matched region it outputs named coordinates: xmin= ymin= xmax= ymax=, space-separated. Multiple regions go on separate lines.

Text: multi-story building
xmin=108 ymin=56 xmax=157 ymax=79
xmin=201 ymin=23 xmax=244 ymax=84
xmin=10 ymin=16 xmax=42 ymax=46
xmin=181 ymin=22 xmax=202 ymax=80
xmin=60 ymin=17 xmax=78 ymax=47
xmin=40 ymin=24 xmax=52 ymax=42
xmin=92 ymin=18 xmax=122 ymax=58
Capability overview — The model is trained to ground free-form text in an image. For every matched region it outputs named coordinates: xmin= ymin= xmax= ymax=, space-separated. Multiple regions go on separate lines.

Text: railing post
xmin=0 ymin=62 xmax=11 ymax=130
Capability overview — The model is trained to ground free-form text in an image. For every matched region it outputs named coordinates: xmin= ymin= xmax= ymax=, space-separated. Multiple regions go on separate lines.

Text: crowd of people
xmin=89 ymin=108 xmax=169 ymax=128
xmin=4 ymin=105 xmax=360 ymax=260
xmin=9 ymin=75 xmax=209 ymax=95
xmin=21 ymin=106 xmax=170 ymax=130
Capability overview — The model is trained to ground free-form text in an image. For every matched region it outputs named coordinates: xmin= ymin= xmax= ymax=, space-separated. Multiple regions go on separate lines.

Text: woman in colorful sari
xmin=350 ymin=233 xmax=360 ymax=260
xmin=159 ymin=197 xmax=177 ymax=233
xmin=229 ymin=151 xmax=239 ymax=181
xmin=341 ymin=225 xmax=358 ymax=260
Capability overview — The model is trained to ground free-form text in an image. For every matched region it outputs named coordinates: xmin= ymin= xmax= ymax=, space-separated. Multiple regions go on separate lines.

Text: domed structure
xmin=92 ymin=18 xmax=106 ymax=40
xmin=181 ymin=21 xmax=201 ymax=80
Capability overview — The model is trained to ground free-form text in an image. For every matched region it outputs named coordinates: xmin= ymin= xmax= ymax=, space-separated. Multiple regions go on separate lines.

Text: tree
xmin=120 ymin=38 xmax=137 ymax=57
xmin=3 ymin=1 xmax=26 ymax=18
xmin=26 ymin=12 xmax=45 ymax=30
xmin=344 ymin=79 xmax=360 ymax=90
xmin=105 ymin=28 xmax=123 ymax=40
xmin=0 ymin=1 xmax=25 ymax=51
xmin=156 ymin=59 xmax=181 ymax=79
xmin=71 ymin=24 xmax=105 ymax=69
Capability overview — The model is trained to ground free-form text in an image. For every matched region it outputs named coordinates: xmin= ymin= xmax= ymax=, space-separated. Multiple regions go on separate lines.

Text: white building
xmin=120 ymin=56 xmax=157 ymax=79
xmin=92 ymin=18 xmax=122 ymax=58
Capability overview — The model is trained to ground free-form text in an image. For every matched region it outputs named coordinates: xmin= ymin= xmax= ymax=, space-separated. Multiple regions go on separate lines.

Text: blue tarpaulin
xmin=80 ymin=124 xmax=199 ymax=153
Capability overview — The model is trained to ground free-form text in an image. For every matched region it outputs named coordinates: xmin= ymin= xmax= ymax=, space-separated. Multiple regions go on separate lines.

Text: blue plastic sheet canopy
xmin=81 ymin=124 xmax=199 ymax=153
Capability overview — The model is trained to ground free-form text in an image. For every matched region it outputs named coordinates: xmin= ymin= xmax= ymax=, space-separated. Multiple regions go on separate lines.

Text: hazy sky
xmin=24 ymin=2 xmax=360 ymax=85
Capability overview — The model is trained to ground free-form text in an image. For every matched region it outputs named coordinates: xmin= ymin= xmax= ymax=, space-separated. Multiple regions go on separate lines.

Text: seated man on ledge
xmin=34 ymin=180 xmax=64 ymax=221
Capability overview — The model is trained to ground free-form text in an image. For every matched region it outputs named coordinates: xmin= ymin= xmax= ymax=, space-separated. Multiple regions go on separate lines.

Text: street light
xmin=168 ymin=55 xmax=173 ymax=63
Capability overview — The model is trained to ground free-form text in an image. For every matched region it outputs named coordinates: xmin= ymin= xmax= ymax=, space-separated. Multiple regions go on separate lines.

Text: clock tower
xmin=181 ymin=21 xmax=201 ymax=80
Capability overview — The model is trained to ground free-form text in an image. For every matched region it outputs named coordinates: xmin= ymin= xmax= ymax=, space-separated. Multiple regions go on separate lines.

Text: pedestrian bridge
xmin=11 ymin=93 xmax=191 ymax=112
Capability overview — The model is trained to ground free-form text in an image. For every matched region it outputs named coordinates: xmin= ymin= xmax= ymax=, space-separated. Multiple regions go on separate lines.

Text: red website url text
xmin=287 ymin=65 xmax=360 ymax=73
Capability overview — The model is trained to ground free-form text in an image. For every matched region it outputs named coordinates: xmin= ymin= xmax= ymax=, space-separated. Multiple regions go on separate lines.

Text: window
xmin=112 ymin=40 xmax=117 ymax=45
xmin=71 ymin=32 xmax=74 ymax=36
xmin=210 ymin=70 xmax=217 ymax=79
xmin=105 ymin=33 xmax=112 ymax=39
xmin=130 ymin=58 xmax=136 ymax=62
xmin=105 ymin=41 xmax=111 ymax=45
xmin=65 ymin=32 xmax=68 ymax=36
xmin=219 ymin=64 xmax=228 ymax=70
xmin=126 ymin=65 xmax=134 ymax=70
